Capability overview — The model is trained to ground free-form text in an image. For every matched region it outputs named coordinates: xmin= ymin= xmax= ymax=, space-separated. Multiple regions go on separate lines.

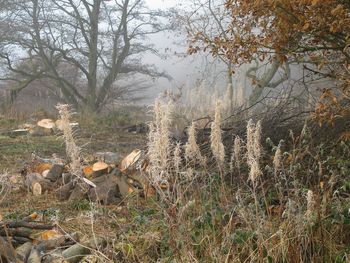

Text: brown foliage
xmin=190 ymin=1 xmax=350 ymax=64
xmin=189 ymin=0 xmax=350 ymax=121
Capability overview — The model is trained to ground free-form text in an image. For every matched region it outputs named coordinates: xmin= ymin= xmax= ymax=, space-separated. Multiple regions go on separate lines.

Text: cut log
xmin=0 ymin=227 xmax=32 ymax=238
xmin=42 ymin=169 xmax=50 ymax=178
xmin=46 ymin=164 xmax=64 ymax=182
xmin=92 ymin=161 xmax=108 ymax=172
xmin=0 ymin=236 xmax=28 ymax=246
xmin=55 ymin=119 xmax=79 ymax=131
xmin=39 ymin=229 xmax=63 ymax=241
xmin=120 ymin=149 xmax=141 ymax=172
xmin=117 ymin=174 xmax=132 ymax=197
xmin=55 ymin=181 xmax=75 ymax=201
xmin=83 ymin=165 xmax=93 ymax=178
xmin=0 ymin=221 xmax=53 ymax=230
xmin=32 ymin=163 xmax=52 ymax=175
xmin=22 ymin=123 xmax=36 ymax=130
xmin=26 ymin=173 xmax=53 ymax=196
xmin=62 ymin=237 xmax=105 ymax=263
xmin=0 ymin=236 xmax=18 ymax=263
xmin=92 ymin=169 xmax=108 ymax=179
xmin=7 ymin=129 xmax=29 ymax=138
xmin=94 ymin=152 xmax=120 ymax=164
xmin=87 ymin=161 xmax=108 ymax=179
xmin=88 ymin=174 xmax=121 ymax=204
xmin=37 ymin=119 xmax=55 ymax=129
xmin=16 ymin=242 xmax=32 ymax=261
xmin=37 ymin=236 xmax=71 ymax=252
xmin=12 ymin=236 xmax=31 ymax=244
xmin=43 ymin=252 xmax=69 ymax=263
xmin=123 ymin=123 xmax=149 ymax=134
xmin=22 ymin=212 xmax=40 ymax=222
xmin=29 ymin=126 xmax=54 ymax=136
xmin=55 ymin=173 xmax=73 ymax=187
xmin=28 ymin=247 xmax=41 ymax=263
xmin=111 ymin=169 xmax=135 ymax=197
xmin=68 ymin=185 xmax=88 ymax=202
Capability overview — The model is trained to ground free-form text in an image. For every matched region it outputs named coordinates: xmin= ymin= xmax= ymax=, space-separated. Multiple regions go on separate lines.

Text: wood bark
xmin=88 ymin=174 xmax=121 ymax=204
xmin=29 ymin=126 xmax=54 ymax=137
xmin=0 ymin=221 xmax=53 ymax=230
xmin=26 ymin=173 xmax=53 ymax=196
xmin=37 ymin=236 xmax=74 ymax=252
xmin=68 ymin=184 xmax=88 ymax=203
xmin=91 ymin=168 xmax=108 ymax=179
xmin=46 ymin=164 xmax=64 ymax=182
xmin=16 ymin=242 xmax=32 ymax=261
xmin=27 ymin=247 xmax=41 ymax=263
xmin=55 ymin=181 xmax=75 ymax=201
xmin=7 ymin=129 xmax=29 ymax=138
xmin=0 ymin=227 xmax=32 ymax=238
xmin=0 ymin=236 xmax=19 ymax=263
xmin=42 ymin=252 xmax=68 ymax=263
xmin=62 ymin=237 xmax=105 ymax=263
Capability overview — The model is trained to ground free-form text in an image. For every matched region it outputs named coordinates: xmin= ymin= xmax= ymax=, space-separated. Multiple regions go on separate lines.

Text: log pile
xmin=0 ymin=213 xmax=105 ymax=263
xmin=23 ymin=150 xmax=151 ymax=205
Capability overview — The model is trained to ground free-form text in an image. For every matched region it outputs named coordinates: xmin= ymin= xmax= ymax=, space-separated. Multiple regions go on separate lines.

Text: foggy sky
xmin=146 ymin=0 xmax=176 ymax=9
xmin=142 ymin=0 xmax=212 ymax=101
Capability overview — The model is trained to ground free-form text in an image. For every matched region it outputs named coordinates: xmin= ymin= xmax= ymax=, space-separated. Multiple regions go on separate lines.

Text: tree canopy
xmin=189 ymin=0 xmax=350 ymax=108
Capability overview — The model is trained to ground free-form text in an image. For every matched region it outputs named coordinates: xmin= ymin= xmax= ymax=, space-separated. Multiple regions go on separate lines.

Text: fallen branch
xmin=0 ymin=221 xmax=54 ymax=230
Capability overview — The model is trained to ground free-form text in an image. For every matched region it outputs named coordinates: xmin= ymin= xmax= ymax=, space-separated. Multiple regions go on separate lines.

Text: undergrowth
xmin=111 ymin=100 xmax=350 ymax=262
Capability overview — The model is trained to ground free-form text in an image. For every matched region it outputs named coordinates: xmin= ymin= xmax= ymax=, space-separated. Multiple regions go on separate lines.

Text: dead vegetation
xmin=0 ymin=101 xmax=349 ymax=262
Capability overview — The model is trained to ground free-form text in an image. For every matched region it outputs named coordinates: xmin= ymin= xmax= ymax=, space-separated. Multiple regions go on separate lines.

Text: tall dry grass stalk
xmin=246 ymin=119 xmax=262 ymax=183
xmin=254 ymin=121 xmax=262 ymax=160
xmin=0 ymin=172 xmax=10 ymax=204
xmin=246 ymin=119 xmax=255 ymax=166
xmin=183 ymin=79 xmax=247 ymax=121
xmin=147 ymin=99 xmax=172 ymax=183
xmin=306 ymin=189 xmax=315 ymax=221
xmin=56 ymin=104 xmax=97 ymax=189
xmin=184 ymin=80 xmax=216 ymax=119
xmin=56 ymin=104 xmax=82 ymax=177
xmin=273 ymin=140 xmax=283 ymax=175
xmin=230 ymin=135 xmax=242 ymax=172
xmin=185 ymin=122 xmax=205 ymax=166
xmin=173 ymin=142 xmax=182 ymax=175
xmin=235 ymin=83 xmax=246 ymax=107
xmin=210 ymin=101 xmax=225 ymax=168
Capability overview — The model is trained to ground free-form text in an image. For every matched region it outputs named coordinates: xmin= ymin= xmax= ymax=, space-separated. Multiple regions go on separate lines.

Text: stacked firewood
xmin=0 ymin=213 xmax=105 ymax=263
xmin=24 ymin=150 xmax=151 ymax=205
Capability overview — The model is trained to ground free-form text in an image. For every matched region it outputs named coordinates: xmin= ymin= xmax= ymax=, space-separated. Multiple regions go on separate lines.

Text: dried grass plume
xmin=210 ymin=100 xmax=225 ymax=168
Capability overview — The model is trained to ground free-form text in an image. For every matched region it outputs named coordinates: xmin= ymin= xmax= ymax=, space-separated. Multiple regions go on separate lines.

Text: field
xmin=1 ymin=103 xmax=349 ymax=262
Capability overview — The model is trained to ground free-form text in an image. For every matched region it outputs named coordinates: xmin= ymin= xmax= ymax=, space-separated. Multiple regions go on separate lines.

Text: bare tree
xmin=177 ymin=0 xmax=236 ymax=109
xmin=0 ymin=0 xmax=171 ymax=112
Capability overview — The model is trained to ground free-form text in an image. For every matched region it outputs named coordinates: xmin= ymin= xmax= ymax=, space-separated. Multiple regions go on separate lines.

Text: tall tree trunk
xmin=96 ymin=0 xmax=130 ymax=111
xmin=227 ymin=62 xmax=234 ymax=111
xmin=86 ymin=0 xmax=101 ymax=111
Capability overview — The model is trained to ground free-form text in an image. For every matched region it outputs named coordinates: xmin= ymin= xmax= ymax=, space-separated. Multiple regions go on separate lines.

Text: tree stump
xmin=25 ymin=173 xmax=53 ymax=196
